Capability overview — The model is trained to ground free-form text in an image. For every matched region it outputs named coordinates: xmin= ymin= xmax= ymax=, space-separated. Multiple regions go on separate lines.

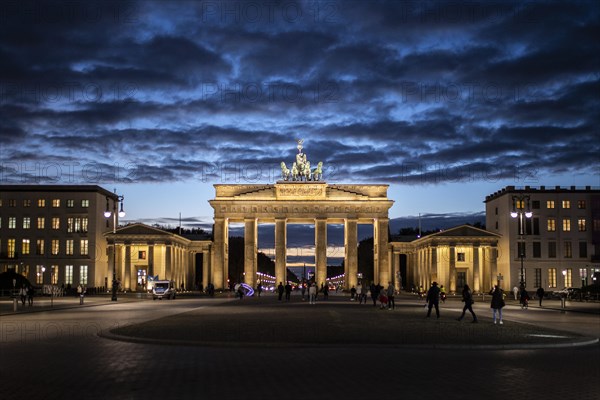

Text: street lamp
xmin=104 ymin=191 xmax=125 ymax=301
xmin=511 ymin=194 xmax=532 ymax=289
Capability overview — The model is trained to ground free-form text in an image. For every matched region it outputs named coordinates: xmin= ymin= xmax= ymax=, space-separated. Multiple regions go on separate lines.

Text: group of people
xmin=349 ymin=282 xmax=396 ymax=310
xmin=18 ymin=284 xmax=35 ymax=306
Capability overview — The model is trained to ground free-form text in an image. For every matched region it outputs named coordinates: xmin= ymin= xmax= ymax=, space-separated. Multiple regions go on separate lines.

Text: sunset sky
xmin=1 ymin=1 xmax=598 ymax=249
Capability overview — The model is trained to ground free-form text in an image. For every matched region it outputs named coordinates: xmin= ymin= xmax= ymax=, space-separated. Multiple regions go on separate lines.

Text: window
xmin=65 ymin=265 xmax=73 ymax=285
xmin=36 ymin=239 xmax=45 ymax=255
xmin=563 ymin=268 xmax=572 ymax=287
xmin=548 ymin=268 xmax=557 ymax=288
xmin=562 ymin=200 xmax=570 ymax=209
xmin=66 ymin=240 xmax=74 ymax=255
xmin=37 ymin=217 xmax=45 ymax=229
xmin=67 ymin=199 xmax=74 ymax=208
xmin=138 ymin=251 xmax=147 ymax=260
xmin=51 ymin=265 xmax=58 ymax=284
xmin=547 ymin=218 xmax=556 ymax=232
xmin=38 ymin=199 xmax=46 ymax=207
xmin=81 ymin=217 xmax=88 ymax=233
xmin=534 ymin=268 xmax=542 ymax=288
xmin=21 ymin=264 xmax=29 ymax=278
xmin=80 ymin=239 xmax=89 ymax=256
xmin=36 ymin=265 xmax=45 ymax=284
xmin=81 ymin=199 xmax=89 ymax=208
xmin=9 ymin=199 xmax=17 ymax=207
xmin=577 ymin=200 xmax=586 ymax=209
xmin=69 ymin=217 xmax=88 ymax=233
xmin=548 ymin=242 xmax=557 ymax=258
xmin=52 ymin=217 xmax=60 ymax=230
xmin=23 ymin=199 xmax=31 ymax=207
xmin=67 ymin=217 xmax=74 ymax=233
xmin=457 ymin=253 xmax=465 ymax=262
xmin=532 ymin=242 xmax=541 ymax=258
xmin=546 ymin=200 xmax=555 ymax=209
xmin=8 ymin=217 xmax=16 ymax=229
xmin=495 ymin=221 xmax=498 ymax=229
xmin=562 ymin=218 xmax=570 ymax=232
xmin=579 ymin=242 xmax=587 ymax=258
xmin=564 ymin=241 xmax=572 ymax=258
xmin=23 ymin=217 xmax=31 ymax=229
xmin=22 ymin=239 xmax=30 ymax=255
xmin=517 ymin=242 xmax=526 ymax=257
xmin=533 ymin=218 xmax=540 ymax=235
xmin=52 ymin=199 xmax=60 ymax=207
xmin=578 ymin=219 xmax=586 ymax=232
xmin=532 ymin=200 xmax=540 ymax=209
xmin=79 ymin=265 xmax=88 ymax=285
xmin=7 ymin=239 xmax=15 ymax=258
xmin=51 ymin=239 xmax=59 ymax=255
xmin=495 ymin=207 xmax=498 ymax=215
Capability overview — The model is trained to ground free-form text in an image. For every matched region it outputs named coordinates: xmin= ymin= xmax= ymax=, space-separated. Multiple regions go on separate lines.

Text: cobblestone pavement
xmin=1 ymin=293 xmax=598 ymax=400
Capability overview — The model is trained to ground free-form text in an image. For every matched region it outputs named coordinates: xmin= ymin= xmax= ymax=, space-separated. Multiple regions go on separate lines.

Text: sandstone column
xmin=244 ymin=218 xmax=258 ymax=286
xmin=124 ymin=244 xmax=131 ymax=291
xmin=213 ymin=217 xmax=228 ymax=289
xmin=344 ymin=218 xmax=358 ymax=290
xmin=275 ymin=218 xmax=287 ymax=286
xmin=202 ymin=249 xmax=210 ymax=290
xmin=376 ymin=218 xmax=390 ymax=285
xmin=315 ymin=218 xmax=327 ymax=286
xmin=473 ymin=244 xmax=480 ymax=293
xmin=449 ymin=245 xmax=456 ymax=293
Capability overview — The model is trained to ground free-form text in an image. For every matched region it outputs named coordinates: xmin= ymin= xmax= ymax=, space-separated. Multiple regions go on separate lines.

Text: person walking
xmin=322 ymin=283 xmax=329 ymax=300
xmin=356 ymin=283 xmax=363 ymax=304
xmin=277 ymin=282 xmax=284 ymax=301
xmin=457 ymin=284 xmax=477 ymax=323
xmin=425 ymin=282 xmax=441 ymax=318
xmin=370 ymin=283 xmax=379 ymax=306
xmin=19 ymin=284 xmax=27 ymax=306
xmin=300 ymin=282 xmax=306 ymax=301
xmin=27 ymin=285 xmax=34 ymax=306
xmin=536 ymin=287 xmax=545 ymax=307
xmin=513 ymin=286 xmax=519 ymax=301
xmin=490 ymin=285 xmax=505 ymax=324
xmin=284 ymin=282 xmax=292 ymax=301
xmin=386 ymin=281 xmax=395 ymax=310
xmin=519 ymin=286 xmax=530 ymax=309
xmin=350 ymin=286 xmax=356 ymax=301
xmin=309 ymin=283 xmax=317 ymax=304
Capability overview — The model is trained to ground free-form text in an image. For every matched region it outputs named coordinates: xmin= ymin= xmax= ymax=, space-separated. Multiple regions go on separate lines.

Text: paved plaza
xmin=1 ymin=292 xmax=599 ymax=400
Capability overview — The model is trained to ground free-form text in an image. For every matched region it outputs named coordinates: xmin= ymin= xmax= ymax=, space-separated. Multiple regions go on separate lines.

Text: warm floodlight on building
xmin=511 ymin=194 xmax=533 ymax=289
xmin=104 ymin=190 xmax=125 ymax=301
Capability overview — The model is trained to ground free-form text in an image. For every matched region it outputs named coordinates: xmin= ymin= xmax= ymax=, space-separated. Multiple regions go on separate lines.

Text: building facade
xmin=0 ymin=185 xmax=119 ymax=288
xmin=485 ymin=186 xmax=600 ymax=291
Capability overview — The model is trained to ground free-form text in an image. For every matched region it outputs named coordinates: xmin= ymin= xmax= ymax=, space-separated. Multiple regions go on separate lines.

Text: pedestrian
xmin=440 ymin=284 xmax=446 ymax=303
xmin=301 ymin=282 xmax=306 ymax=301
xmin=350 ymin=286 xmax=356 ymax=301
xmin=370 ymin=283 xmax=379 ymax=306
xmin=322 ymin=283 xmax=329 ymax=300
xmin=309 ymin=283 xmax=317 ymax=304
xmin=277 ymin=282 xmax=284 ymax=301
xmin=207 ymin=282 xmax=215 ymax=297
xmin=234 ymin=283 xmax=241 ymax=298
xmin=519 ymin=286 xmax=530 ymax=309
xmin=27 ymin=285 xmax=34 ymax=306
xmin=356 ymin=283 xmax=363 ymax=304
xmin=77 ymin=284 xmax=85 ymax=305
xmin=256 ymin=283 xmax=262 ymax=297
xmin=19 ymin=284 xmax=27 ymax=305
xmin=513 ymin=286 xmax=519 ymax=301
xmin=386 ymin=281 xmax=395 ymax=310
xmin=425 ymin=282 xmax=441 ymax=318
xmin=489 ymin=285 xmax=505 ymax=324
xmin=378 ymin=290 xmax=388 ymax=309
xmin=285 ymin=282 xmax=292 ymax=301
xmin=536 ymin=287 xmax=545 ymax=307
xmin=237 ymin=284 xmax=244 ymax=300
xmin=457 ymin=284 xmax=478 ymax=323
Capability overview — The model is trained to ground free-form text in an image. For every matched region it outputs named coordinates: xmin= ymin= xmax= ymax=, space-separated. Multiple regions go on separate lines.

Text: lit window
xmin=548 ymin=268 xmax=557 ymax=288
xmin=36 ymin=239 xmax=45 ymax=255
xmin=37 ymin=217 xmax=45 ymax=229
xmin=38 ymin=199 xmax=45 ymax=207
xmin=80 ymin=240 xmax=89 ymax=256
xmin=65 ymin=265 xmax=73 ymax=285
xmin=67 ymin=199 xmax=74 ymax=208
xmin=562 ymin=218 xmax=571 ymax=232
xmin=67 ymin=217 xmax=74 ymax=233
xmin=81 ymin=217 xmax=88 ymax=233
xmin=562 ymin=200 xmax=570 ymax=209
xmin=81 ymin=199 xmax=89 ymax=208
xmin=36 ymin=265 xmax=45 ymax=284
xmin=534 ymin=268 xmax=542 ymax=288
xmin=51 ymin=265 xmax=58 ymax=284
xmin=22 ymin=239 xmax=30 ymax=255
xmin=547 ymin=218 xmax=556 ymax=232
xmin=564 ymin=241 xmax=572 ymax=258
xmin=578 ymin=219 xmax=586 ymax=232
xmin=51 ymin=239 xmax=59 ymax=255
xmin=563 ymin=268 xmax=572 ymax=287
xmin=9 ymin=199 xmax=16 ymax=207
xmin=23 ymin=217 xmax=31 ymax=229
xmin=8 ymin=239 xmax=16 ymax=258
xmin=546 ymin=200 xmax=555 ymax=209
xmin=8 ymin=217 xmax=16 ymax=229
xmin=52 ymin=217 xmax=60 ymax=230
xmin=23 ymin=199 xmax=31 ymax=207
xmin=138 ymin=251 xmax=147 ymax=260
xmin=577 ymin=200 xmax=586 ymax=209
xmin=80 ymin=265 xmax=88 ymax=285
xmin=52 ymin=199 xmax=60 ymax=207
xmin=66 ymin=240 xmax=74 ymax=255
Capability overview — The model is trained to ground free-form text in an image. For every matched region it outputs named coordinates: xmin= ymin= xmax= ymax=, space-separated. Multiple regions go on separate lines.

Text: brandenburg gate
xmin=208 ymin=140 xmax=394 ymax=290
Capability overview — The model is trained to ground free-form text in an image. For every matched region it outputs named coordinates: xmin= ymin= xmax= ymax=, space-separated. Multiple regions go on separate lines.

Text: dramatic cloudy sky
xmin=1 ymin=0 xmax=599 ymax=239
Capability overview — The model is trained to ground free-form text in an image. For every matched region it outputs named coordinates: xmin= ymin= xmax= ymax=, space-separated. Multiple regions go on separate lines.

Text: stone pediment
xmin=213 ymin=183 xmax=391 ymax=201
xmin=427 ymin=225 xmax=500 ymax=238
xmin=113 ymin=223 xmax=173 ymax=236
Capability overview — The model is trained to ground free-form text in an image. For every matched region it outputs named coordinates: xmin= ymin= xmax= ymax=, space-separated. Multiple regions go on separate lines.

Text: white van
xmin=152 ymin=280 xmax=176 ymax=300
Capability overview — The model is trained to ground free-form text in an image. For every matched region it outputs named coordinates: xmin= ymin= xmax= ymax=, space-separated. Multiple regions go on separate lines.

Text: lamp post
xmin=104 ymin=191 xmax=125 ymax=301
xmin=511 ymin=194 xmax=532 ymax=289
